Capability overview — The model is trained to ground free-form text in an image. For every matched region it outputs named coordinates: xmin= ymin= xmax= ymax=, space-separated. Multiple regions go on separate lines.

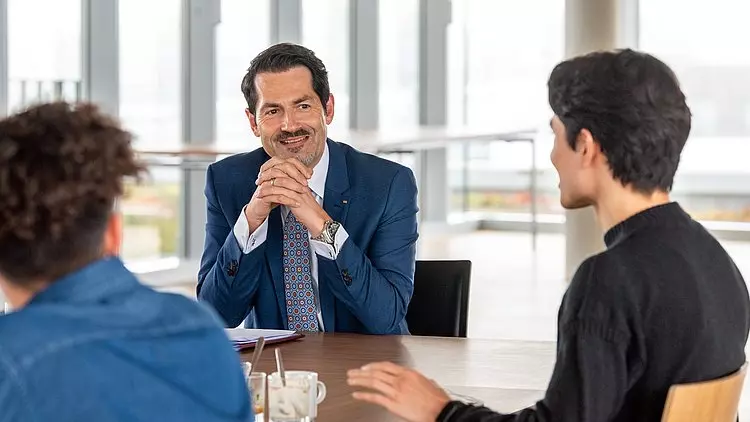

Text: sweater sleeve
xmin=438 ymin=256 xmax=640 ymax=422
xmin=437 ymin=320 xmax=632 ymax=422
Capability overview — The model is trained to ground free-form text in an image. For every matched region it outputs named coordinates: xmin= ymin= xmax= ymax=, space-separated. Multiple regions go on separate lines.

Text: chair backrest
xmin=661 ymin=363 xmax=748 ymax=422
xmin=405 ymin=260 xmax=471 ymax=337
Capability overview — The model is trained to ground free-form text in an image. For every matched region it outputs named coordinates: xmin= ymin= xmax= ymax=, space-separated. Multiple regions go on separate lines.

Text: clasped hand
xmin=244 ymin=157 xmax=330 ymax=237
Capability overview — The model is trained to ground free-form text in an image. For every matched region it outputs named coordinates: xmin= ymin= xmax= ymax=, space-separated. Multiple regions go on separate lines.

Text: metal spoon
xmin=248 ymin=336 xmax=265 ymax=373
xmin=275 ymin=347 xmax=286 ymax=387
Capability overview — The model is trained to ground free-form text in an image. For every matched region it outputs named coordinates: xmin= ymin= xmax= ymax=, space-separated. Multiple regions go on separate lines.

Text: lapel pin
xmin=342 ymin=200 xmax=348 ymax=204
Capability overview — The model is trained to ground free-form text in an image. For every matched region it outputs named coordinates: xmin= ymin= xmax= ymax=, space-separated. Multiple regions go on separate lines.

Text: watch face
xmin=329 ymin=222 xmax=340 ymax=237
xmin=324 ymin=221 xmax=339 ymax=242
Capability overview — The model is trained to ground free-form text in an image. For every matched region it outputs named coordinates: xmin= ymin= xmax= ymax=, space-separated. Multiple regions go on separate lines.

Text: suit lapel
xmin=319 ymin=139 xmax=351 ymax=330
xmin=323 ymin=139 xmax=351 ymax=223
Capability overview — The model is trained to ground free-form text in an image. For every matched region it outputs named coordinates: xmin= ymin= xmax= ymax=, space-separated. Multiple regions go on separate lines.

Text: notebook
xmin=225 ymin=328 xmax=304 ymax=351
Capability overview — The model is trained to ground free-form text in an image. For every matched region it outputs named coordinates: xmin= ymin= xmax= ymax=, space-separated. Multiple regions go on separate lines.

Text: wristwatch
xmin=312 ymin=220 xmax=341 ymax=244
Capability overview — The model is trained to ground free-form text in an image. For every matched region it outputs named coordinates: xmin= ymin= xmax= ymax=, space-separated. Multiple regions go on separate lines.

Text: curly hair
xmin=548 ymin=49 xmax=692 ymax=193
xmin=0 ymin=102 xmax=146 ymax=285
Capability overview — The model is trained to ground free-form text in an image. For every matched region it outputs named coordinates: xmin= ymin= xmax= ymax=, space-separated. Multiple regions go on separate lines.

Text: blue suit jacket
xmin=197 ymin=139 xmax=418 ymax=334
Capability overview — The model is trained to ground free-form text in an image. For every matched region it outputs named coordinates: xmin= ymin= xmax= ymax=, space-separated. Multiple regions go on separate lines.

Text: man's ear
xmin=576 ymin=128 xmax=601 ymax=168
xmin=324 ymin=94 xmax=335 ymax=125
xmin=246 ymin=108 xmax=261 ymax=137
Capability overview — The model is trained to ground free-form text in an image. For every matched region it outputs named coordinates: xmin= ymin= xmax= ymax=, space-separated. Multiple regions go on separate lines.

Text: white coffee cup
xmin=268 ymin=371 xmax=326 ymax=421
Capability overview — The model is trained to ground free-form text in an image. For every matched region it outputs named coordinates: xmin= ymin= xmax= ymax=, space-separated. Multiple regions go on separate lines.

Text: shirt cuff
xmin=311 ymin=225 xmax=349 ymax=260
xmin=233 ymin=206 xmax=268 ymax=254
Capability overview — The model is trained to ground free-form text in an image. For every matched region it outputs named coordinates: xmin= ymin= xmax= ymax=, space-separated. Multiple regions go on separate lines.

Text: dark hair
xmin=0 ymin=102 xmax=146 ymax=285
xmin=241 ymin=42 xmax=330 ymax=115
xmin=548 ymin=48 xmax=692 ymax=193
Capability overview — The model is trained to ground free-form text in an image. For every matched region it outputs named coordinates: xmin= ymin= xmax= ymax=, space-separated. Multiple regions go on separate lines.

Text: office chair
xmin=661 ymin=363 xmax=747 ymax=422
xmin=406 ymin=260 xmax=472 ymax=337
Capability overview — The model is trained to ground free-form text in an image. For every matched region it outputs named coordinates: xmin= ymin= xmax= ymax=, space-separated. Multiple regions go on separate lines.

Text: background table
xmin=242 ymin=333 xmax=556 ymax=421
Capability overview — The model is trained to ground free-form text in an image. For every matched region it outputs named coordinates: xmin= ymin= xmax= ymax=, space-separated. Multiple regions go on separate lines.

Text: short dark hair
xmin=241 ymin=42 xmax=330 ymax=115
xmin=0 ymin=102 xmax=146 ymax=285
xmin=548 ymin=48 xmax=692 ymax=193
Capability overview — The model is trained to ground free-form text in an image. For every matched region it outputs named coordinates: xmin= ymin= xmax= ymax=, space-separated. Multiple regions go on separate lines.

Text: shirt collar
xmin=308 ymin=141 xmax=329 ymax=200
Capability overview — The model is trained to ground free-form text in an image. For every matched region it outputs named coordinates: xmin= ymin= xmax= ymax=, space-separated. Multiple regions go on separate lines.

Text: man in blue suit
xmin=197 ymin=43 xmax=419 ymax=335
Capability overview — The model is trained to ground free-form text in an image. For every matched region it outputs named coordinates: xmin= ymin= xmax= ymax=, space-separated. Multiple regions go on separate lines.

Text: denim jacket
xmin=0 ymin=257 xmax=252 ymax=422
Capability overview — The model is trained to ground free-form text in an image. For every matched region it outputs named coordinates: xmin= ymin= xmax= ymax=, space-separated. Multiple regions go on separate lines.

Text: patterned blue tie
xmin=282 ymin=211 xmax=319 ymax=331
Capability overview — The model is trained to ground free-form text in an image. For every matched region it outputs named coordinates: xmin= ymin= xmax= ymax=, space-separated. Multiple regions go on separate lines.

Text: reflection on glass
xmin=640 ymin=0 xmax=750 ymax=222
xmin=119 ymin=0 xmax=181 ymax=149
xmin=7 ymin=0 xmax=82 ymax=111
xmin=447 ymin=136 xmax=561 ymax=217
xmin=379 ymin=0 xmax=419 ymax=130
xmin=448 ymin=0 xmax=563 ymax=129
xmin=301 ymin=0 xmax=350 ymax=139
xmin=216 ymin=0 xmax=271 ymax=149
xmin=446 ymin=0 xmax=564 ymax=218
xmin=121 ymin=167 xmax=180 ymax=263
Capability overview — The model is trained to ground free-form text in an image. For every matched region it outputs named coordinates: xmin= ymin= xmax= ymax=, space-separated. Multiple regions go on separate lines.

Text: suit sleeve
xmin=316 ymin=167 xmax=419 ymax=334
xmin=196 ymin=164 xmax=266 ymax=328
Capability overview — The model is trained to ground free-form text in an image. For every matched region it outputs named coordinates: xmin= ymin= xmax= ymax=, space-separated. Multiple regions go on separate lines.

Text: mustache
xmin=274 ymin=129 xmax=310 ymax=142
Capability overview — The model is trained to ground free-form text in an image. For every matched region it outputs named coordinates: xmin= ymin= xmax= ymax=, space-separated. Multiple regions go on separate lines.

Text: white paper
xmin=225 ymin=328 xmax=297 ymax=342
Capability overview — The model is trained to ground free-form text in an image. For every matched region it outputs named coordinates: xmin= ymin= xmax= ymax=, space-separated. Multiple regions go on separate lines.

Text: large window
xmin=301 ymin=0 xmax=350 ymax=139
xmin=378 ymin=0 xmax=419 ymax=130
xmin=448 ymin=0 xmax=563 ymax=129
xmin=119 ymin=0 xmax=181 ymax=149
xmin=121 ymin=168 xmax=181 ymax=265
xmin=447 ymin=0 xmax=564 ymax=217
xmin=640 ymin=0 xmax=750 ymax=223
xmin=216 ymin=0 xmax=271 ymax=149
xmin=119 ymin=0 xmax=181 ymax=264
xmin=7 ymin=0 xmax=82 ymax=112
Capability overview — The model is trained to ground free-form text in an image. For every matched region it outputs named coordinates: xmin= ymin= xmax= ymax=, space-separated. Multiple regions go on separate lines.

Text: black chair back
xmin=406 ymin=260 xmax=471 ymax=337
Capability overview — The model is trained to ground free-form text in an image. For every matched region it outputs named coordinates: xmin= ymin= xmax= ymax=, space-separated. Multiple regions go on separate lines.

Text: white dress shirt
xmin=233 ymin=143 xmax=349 ymax=331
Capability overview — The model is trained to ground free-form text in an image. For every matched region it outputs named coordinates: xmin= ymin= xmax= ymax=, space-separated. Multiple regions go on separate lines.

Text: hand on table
xmin=347 ymin=361 xmax=451 ymax=422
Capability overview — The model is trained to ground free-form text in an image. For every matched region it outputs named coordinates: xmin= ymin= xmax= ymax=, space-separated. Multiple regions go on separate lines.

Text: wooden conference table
xmin=241 ymin=333 xmax=556 ymax=421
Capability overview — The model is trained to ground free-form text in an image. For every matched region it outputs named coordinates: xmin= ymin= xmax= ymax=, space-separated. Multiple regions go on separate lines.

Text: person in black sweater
xmin=346 ymin=48 xmax=750 ymax=422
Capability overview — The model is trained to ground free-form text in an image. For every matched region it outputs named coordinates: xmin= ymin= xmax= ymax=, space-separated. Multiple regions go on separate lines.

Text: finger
xmin=256 ymin=184 xmax=302 ymax=200
xmin=259 ymin=157 xmax=287 ymax=174
xmin=257 ymin=169 xmax=309 ymax=190
xmin=275 ymin=162 xmax=311 ymax=184
xmin=360 ymin=362 xmax=408 ymax=376
xmin=283 ymin=157 xmax=313 ymax=179
xmin=261 ymin=177 xmax=308 ymax=194
xmin=258 ymin=165 xmax=308 ymax=187
xmin=256 ymin=167 xmax=284 ymax=185
xmin=259 ymin=194 xmax=300 ymax=208
xmin=351 ymin=392 xmax=398 ymax=412
xmin=347 ymin=369 xmax=398 ymax=388
xmin=347 ymin=375 xmax=399 ymax=398
xmin=260 ymin=157 xmax=312 ymax=179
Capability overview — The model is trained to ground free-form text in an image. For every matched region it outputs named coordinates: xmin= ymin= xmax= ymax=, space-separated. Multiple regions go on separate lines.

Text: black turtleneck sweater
xmin=439 ymin=202 xmax=750 ymax=422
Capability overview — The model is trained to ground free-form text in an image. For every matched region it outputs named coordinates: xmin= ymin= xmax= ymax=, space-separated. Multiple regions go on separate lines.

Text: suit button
xmin=227 ymin=259 xmax=238 ymax=277
xmin=342 ymin=269 xmax=352 ymax=286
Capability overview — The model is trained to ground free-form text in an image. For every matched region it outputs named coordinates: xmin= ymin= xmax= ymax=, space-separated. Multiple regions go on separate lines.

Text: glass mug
xmin=268 ymin=371 xmax=327 ymax=422
xmin=247 ymin=372 xmax=266 ymax=422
